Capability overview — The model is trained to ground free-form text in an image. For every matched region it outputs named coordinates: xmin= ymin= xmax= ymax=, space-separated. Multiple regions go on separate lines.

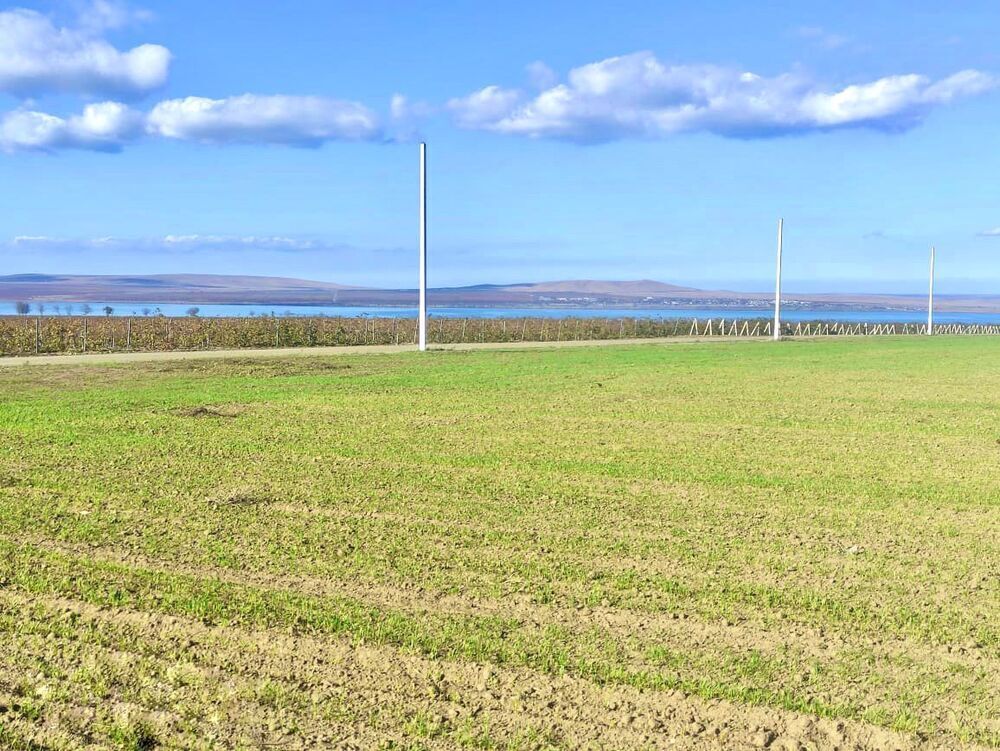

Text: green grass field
xmin=0 ymin=338 xmax=997 ymax=750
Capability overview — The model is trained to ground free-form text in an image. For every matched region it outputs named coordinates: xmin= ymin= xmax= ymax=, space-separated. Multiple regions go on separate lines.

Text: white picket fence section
xmin=686 ymin=319 xmax=1000 ymax=337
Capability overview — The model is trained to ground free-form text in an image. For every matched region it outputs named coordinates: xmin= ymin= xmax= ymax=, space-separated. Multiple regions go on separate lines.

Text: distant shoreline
xmin=2 ymin=273 xmax=997 ymax=313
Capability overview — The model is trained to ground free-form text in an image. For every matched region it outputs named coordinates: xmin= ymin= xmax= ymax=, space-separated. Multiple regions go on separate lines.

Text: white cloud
xmin=526 ymin=61 xmax=558 ymax=90
xmin=8 ymin=234 xmax=320 ymax=251
xmin=147 ymin=94 xmax=381 ymax=145
xmin=77 ymin=0 xmax=154 ymax=33
xmin=795 ymin=26 xmax=850 ymax=50
xmin=977 ymin=228 xmax=1000 ymax=237
xmin=13 ymin=235 xmax=62 ymax=244
xmin=0 ymin=5 xmax=170 ymax=97
xmin=161 ymin=234 xmax=318 ymax=250
xmin=448 ymin=52 xmax=997 ymax=142
xmin=0 ymin=101 xmax=142 ymax=152
xmin=1 ymin=92 xmax=385 ymax=153
xmin=449 ymin=85 xmax=523 ymax=129
xmin=388 ymin=94 xmax=433 ymax=141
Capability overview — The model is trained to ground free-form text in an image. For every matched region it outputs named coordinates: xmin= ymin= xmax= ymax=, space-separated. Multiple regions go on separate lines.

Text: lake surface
xmin=1 ymin=301 xmax=995 ymax=324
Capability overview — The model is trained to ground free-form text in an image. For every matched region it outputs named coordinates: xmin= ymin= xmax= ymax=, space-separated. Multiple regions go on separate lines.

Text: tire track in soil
xmin=4 ymin=536 xmax=996 ymax=747
xmin=10 ymin=532 xmax=992 ymax=675
xmin=2 ymin=590 xmax=975 ymax=751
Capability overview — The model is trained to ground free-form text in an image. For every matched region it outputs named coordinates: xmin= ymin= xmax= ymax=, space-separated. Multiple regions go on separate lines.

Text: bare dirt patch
xmin=205 ymin=485 xmax=277 ymax=508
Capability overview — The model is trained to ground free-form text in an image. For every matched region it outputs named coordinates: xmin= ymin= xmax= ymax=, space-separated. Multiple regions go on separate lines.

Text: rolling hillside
xmin=1 ymin=273 xmax=997 ymax=312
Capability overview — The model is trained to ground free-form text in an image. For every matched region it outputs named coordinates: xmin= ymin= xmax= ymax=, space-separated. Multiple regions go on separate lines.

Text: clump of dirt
xmin=207 ymin=486 xmax=276 ymax=508
xmin=173 ymin=405 xmax=243 ymax=418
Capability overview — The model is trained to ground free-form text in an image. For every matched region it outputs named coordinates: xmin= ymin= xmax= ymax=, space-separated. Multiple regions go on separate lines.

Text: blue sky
xmin=2 ymin=0 xmax=1000 ymax=292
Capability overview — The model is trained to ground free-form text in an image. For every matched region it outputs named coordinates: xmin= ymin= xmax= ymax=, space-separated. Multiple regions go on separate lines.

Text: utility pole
xmin=418 ymin=142 xmax=427 ymax=351
xmin=927 ymin=246 xmax=935 ymax=336
xmin=774 ymin=218 xmax=783 ymax=341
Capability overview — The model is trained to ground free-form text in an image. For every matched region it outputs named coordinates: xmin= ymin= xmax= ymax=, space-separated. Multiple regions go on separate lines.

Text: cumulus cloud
xmin=1 ymin=92 xmax=384 ymax=153
xmin=0 ymin=5 xmax=170 ymax=97
xmin=0 ymin=101 xmax=143 ymax=152
xmin=147 ymin=94 xmax=381 ymax=145
xmin=448 ymin=52 xmax=997 ymax=142
xmin=450 ymin=85 xmax=523 ymax=129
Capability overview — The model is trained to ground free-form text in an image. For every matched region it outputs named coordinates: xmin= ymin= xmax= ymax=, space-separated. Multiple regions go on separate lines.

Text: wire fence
xmin=0 ymin=315 xmax=996 ymax=356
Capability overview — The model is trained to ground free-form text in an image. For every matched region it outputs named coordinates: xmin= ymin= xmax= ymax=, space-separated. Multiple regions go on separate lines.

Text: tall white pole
xmin=773 ymin=218 xmax=783 ymax=341
xmin=418 ymin=142 xmax=427 ymax=351
xmin=927 ymin=246 xmax=935 ymax=336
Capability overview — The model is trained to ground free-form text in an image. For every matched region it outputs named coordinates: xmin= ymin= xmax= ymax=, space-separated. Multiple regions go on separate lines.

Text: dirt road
xmin=0 ymin=335 xmax=762 ymax=367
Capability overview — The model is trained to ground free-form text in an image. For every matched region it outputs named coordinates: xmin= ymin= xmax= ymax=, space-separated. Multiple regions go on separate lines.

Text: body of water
xmin=0 ymin=301 xmax=994 ymax=324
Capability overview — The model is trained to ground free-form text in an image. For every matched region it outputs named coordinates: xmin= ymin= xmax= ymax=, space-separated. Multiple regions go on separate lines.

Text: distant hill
xmin=503 ymin=279 xmax=698 ymax=295
xmin=0 ymin=274 xmax=359 ymax=305
xmin=1 ymin=273 xmax=998 ymax=312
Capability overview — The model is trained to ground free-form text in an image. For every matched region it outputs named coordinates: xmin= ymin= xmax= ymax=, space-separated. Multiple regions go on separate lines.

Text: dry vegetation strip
xmin=0 ymin=338 xmax=997 ymax=750
xmin=0 ymin=315 xmax=946 ymax=357
xmin=0 ymin=315 xmax=712 ymax=356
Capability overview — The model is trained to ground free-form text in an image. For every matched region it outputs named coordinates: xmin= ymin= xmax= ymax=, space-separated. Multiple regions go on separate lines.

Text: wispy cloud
xmin=0 ymin=3 xmax=170 ymax=98
xmin=160 ymin=234 xmax=319 ymax=250
xmin=388 ymin=94 xmax=433 ymax=141
xmin=794 ymin=26 xmax=850 ymax=50
xmin=76 ymin=0 xmax=155 ymax=33
xmin=448 ymin=51 xmax=997 ymax=143
xmin=8 ymin=234 xmax=326 ymax=252
xmin=525 ymin=61 xmax=558 ymax=90
xmin=977 ymin=228 xmax=1000 ymax=237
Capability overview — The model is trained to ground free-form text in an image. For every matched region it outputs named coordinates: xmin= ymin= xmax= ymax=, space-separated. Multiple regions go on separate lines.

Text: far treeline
xmin=12 ymin=302 xmax=202 ymax=317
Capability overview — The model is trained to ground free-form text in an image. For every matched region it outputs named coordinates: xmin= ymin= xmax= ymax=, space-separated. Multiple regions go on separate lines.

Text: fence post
xmin=34 ymin=317 xmax=40 ymax=354
xmin=83 ymin=318 xmax=88 ymax=353
xmin=126 ymin=317 xmax=132 ymax=350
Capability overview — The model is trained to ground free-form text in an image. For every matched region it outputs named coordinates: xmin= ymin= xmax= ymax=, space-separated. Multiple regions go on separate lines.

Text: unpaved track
xmin=0 ymin=336 xmax=763 ymax=367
